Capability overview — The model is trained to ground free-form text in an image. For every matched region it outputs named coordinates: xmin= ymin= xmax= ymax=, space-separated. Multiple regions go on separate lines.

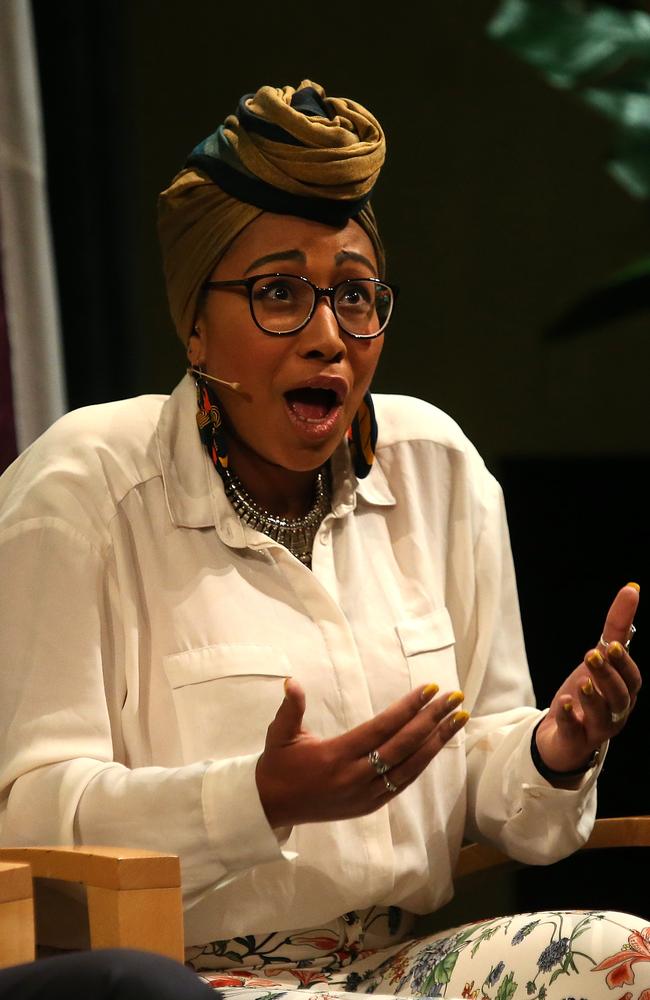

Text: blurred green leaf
xmin=488 ymin=0 xmax=650 ymax=87
xmin=488 ymin=0 xmax=650 ymax=196
xmin=583 ymin=86 xmax=650 ymax=194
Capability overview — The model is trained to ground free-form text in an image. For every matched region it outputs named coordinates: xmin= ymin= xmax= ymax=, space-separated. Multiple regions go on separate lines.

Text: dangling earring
xmin=347 ymin=390 xmax=377 ymax=479
xmin=192 ymin=365 xmax=229 ymax=475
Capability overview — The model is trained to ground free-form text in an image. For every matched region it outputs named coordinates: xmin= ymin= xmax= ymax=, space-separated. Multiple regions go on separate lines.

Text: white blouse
xmin=0 ymin=375 xmax=600 ymax=946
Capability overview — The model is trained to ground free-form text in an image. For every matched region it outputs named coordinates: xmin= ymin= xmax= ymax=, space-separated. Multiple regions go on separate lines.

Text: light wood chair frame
xmin=0 ymin=816 xmax=647 ymax=971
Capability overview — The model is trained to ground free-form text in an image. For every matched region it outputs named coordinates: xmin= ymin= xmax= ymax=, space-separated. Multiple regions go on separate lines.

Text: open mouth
xmin=284 ymin=387 xmax=342 ymax=423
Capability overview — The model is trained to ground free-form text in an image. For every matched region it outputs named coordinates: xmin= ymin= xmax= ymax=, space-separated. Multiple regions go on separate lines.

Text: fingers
xmin=326 ymin=683 xmax=471 ymax=812
xmin=340 ymin=682 xmax=442 ymax=757
xmin=266 ymin=677 xmax=306 ymax=745
xmin=571 ymin=672 xmax=615 ymax=730
xmin=371 ymin=690 xmax=465 ymax=772
xmin=358 ymin=690 xmax=470 ymax=799
xmin=588 ymin=580 xmax=641 ymax=726
xmin=594 ymin=642 xmax=641 ymax=699
xmin=599 ymin=582 xmax=639 ymax=648
xmin=584 ymin=643 xmax=641 ymax=722
xmin=375 ymin=705 xmax=470 ymax=797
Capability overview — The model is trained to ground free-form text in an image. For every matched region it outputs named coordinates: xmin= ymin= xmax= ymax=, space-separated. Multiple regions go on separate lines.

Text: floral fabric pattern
xmin=189 ymin=909 xmax=650 ymax=1000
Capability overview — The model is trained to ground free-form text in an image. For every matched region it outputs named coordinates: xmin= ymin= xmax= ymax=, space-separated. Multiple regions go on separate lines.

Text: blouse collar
xmin=157 ymin=374 xmax=395 ymax=547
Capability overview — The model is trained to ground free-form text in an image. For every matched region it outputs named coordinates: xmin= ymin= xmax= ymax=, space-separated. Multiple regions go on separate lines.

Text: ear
xmin=187 ymin=325 xmax=206 ymax=367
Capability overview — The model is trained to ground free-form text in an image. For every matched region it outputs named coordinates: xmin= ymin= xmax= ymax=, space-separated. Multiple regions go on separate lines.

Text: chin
xmin=273 ymin=445 xmax=340 ymax=474
xmin=270 ymin=432 xmax=347 ymax=474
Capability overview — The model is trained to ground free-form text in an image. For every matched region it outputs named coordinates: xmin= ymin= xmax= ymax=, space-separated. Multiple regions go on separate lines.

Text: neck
xmin=224 ymin=433 xmax=322 ymax=519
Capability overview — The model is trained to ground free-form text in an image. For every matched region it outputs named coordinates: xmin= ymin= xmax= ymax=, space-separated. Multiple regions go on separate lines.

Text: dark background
xmin=30 ymin=0 xmax=648 ymax=832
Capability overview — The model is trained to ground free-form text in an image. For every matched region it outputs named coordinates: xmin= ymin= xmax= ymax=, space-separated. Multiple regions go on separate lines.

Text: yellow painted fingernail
xmin=608 ymin=641 xmax=624 ymax=660
xmin=422 ymin=683 xmax=439 ymax=700
xmin=447 ymin=690 xmax=464 ymax=707
xmin=626 ymin=582 xmax=640 ymax=592
xmin=452 ymin=710 xmax=470 ymax=727
xmin=283 ymin=677 xmax=292 ymax=694
xmin=581 ymin=678 xmax=594 ymax=696
xmin=586 ymin=650 xmax=604 ymax=669
xmin=563 ymin=700 xmax=574 ymax=713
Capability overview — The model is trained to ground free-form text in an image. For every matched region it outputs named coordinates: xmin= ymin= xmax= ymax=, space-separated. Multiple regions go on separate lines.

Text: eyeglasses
xmin=201 ymin=273 xmax=398 ymax=339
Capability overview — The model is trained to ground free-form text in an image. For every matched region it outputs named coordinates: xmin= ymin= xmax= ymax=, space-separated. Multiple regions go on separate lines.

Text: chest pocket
xmin=163 ymin=644 xmax=290 ymax=762
xmin=395 ymin=607 xmax=464 ymax=747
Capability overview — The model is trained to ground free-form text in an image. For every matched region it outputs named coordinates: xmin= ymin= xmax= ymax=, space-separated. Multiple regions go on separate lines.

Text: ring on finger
xmin=383 ymin=775 xmax=398 ymax=793
xmin=368 ymin=749 xmax=391 ymax=776
xmin=600 ymin=623 xmax=636 ymax=652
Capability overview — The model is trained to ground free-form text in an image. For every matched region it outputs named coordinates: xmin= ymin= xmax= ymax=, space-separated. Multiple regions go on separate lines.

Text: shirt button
xmin=319 ymin=531 xmax=329 ymax=545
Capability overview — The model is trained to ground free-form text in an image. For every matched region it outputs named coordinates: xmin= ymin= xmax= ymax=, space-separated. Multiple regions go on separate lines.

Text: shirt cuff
xmin=522 ymin=710 xmax=608 ymax=794
xmin=201 ymin=753 xmax=297 ymax=876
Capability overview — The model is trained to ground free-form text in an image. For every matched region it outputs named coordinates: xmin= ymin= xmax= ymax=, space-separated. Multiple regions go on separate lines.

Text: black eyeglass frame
xmin=201 ymin=272 xmax=399 ymax=339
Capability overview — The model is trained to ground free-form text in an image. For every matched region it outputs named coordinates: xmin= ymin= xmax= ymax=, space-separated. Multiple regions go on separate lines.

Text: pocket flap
xmin=395 ymin=607 xmax=455 ymax=657
xmin=163 ymin=644 xmax=291 ymax=689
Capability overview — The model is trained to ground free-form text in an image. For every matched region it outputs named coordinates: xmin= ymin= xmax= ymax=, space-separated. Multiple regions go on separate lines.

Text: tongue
xmin=286 ymin=389 xmax=333 ymax=420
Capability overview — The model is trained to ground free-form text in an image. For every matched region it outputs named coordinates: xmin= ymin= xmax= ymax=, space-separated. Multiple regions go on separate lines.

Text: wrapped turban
xmin=158 ymin=80 xmax=386 ymax=342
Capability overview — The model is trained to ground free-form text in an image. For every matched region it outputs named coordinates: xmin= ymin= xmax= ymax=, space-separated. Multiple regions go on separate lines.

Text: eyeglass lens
xmin=251 ymin=276 xmax=392 ymax=336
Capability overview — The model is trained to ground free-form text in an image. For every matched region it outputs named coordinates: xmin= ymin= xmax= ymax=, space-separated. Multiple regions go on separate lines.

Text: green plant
xmin=488 ymin=0 xmax=650 ymax=336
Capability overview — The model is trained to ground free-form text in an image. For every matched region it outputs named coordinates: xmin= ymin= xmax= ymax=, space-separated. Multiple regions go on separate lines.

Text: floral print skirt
xmin=188 ymin=907 xmax=650 ymax=1000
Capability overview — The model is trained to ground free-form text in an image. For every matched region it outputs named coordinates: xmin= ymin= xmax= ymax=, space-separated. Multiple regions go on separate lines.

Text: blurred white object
xmin=0 ymin=0 xmax=66 ymax=453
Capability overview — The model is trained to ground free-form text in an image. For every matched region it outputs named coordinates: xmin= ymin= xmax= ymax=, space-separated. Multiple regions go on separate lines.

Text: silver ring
xmin=600 ymin=623 xmax=636 ymax=652
xmin=383 ymin=775 xmax=398 ymax=793
xmin=610 ymin=706 xmax=629 ymax=724
xmin=368 ymin=749 xmax=391 ymax=775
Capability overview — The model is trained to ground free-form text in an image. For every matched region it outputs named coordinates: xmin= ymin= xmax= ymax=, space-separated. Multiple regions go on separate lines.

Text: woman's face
xmin=190 ymin=213 xmax=385 ymax=474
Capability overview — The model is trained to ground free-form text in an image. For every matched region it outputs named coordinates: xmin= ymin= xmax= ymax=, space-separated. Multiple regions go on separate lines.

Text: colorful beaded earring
xmin=193 ymin=365 xmax=376 ymax=482
xmin=347 ymin=391 xmax=377 ymax=479
xmin=192 ymin=367 xmax=229 ymax=474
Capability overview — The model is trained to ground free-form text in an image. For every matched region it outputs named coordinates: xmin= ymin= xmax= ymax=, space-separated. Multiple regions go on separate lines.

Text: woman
xmin=0 ymin=81 xmax=644 ymax=1000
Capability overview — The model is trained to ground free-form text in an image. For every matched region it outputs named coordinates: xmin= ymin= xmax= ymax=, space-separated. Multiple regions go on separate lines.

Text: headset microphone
xmin=187 ymin=367 xmax=250 ymax=400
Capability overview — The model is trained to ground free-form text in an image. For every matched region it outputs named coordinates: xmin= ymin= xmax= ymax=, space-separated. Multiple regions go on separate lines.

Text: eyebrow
xmin=335 ymin=250 xmax=376 ymax=272
xmin=244 ymin=249 xmax=306 ymax=275
xmin=244 ymin=247 xmax=377 ymax=276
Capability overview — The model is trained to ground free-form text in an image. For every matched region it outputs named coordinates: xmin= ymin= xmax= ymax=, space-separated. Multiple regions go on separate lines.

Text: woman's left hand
xmin=534 ymin=583 xmax=641 ymax=781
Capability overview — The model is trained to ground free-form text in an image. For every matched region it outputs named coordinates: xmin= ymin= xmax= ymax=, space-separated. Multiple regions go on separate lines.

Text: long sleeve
xmin=457 ymin=465 xmax=602 ymax=863
xmin=0 ymin=516 xmax=288 ymax=903
xmin=0 ymin=386 xmax=607 ymax=942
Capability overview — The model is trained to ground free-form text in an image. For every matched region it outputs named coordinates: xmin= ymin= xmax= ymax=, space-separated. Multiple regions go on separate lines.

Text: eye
xmin=338 ymin=280 xmax=373 ymax=309
xmin=253 ymin=278 xmax=296 ymax=304
xmin=253 ymin=274 xmax=309 ymax=308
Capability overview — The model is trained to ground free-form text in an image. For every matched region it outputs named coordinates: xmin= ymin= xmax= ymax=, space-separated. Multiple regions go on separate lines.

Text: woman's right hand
xmin=255 ymin=678 xmax=469 ymax=829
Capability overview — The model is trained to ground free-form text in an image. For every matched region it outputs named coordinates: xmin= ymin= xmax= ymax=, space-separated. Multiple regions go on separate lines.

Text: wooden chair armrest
xmin=455 ymin=841 xmax=513 ymax=878
xmin=584 ymin=816 xmax=650 ymax=849
xmin=0 ymin=846 xmax=181 ymax=890
xmin=0 ymin=861 xmax=35 ymax=969
xmin=0 ymin=848 xmax=184 ymax=961
xmin=455 ymin=815 xmax=650 ymax=879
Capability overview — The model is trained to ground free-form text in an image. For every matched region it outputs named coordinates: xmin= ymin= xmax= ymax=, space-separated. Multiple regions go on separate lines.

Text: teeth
xmin=293 ymin=413 xmax=331 ymax=424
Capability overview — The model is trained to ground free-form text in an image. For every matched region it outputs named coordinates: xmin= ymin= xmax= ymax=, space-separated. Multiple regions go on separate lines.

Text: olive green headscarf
xmin=158 ymin=80 xmax=386 ymax=343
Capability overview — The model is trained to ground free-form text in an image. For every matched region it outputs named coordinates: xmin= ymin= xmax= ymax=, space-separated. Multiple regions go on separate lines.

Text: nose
xmin=298 ymin=296 xmax=347 ymax=362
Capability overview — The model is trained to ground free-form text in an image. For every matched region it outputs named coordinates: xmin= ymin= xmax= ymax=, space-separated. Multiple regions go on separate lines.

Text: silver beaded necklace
xmin=222 ymin=466 xmax=331 ymax=568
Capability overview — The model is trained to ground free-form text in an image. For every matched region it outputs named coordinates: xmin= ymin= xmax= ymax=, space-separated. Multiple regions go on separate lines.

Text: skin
xmin=187 ymin=213 xmax=641 ymax=827
xmin=535 ymin=583 xmax=641 ymax=786
xmin=189 ymin=213 xmax=385 ymax=518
